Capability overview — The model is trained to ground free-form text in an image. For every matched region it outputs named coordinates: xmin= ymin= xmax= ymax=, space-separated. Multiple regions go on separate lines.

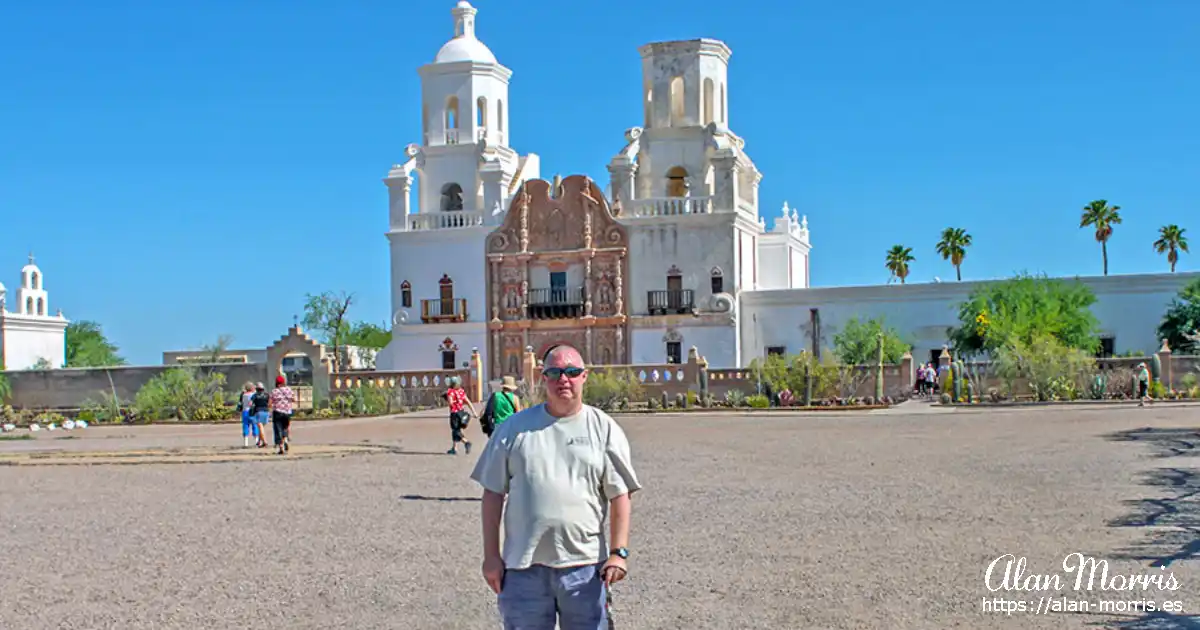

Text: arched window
xmin=440 ymin=183 xmax=464 ymax=211
xmin=422 ymin=103 xmax=429 ymax=141
xmin=400 ymin=280 xmax=412 ymax=308
xmin=439 ymin=274 xmax=454 ymax=304
xmin=25 ymin=297 xmax=33 ymax=314
xmin=669 ymin=76 xmax=685 ymax=125
xmin=477 ymin=97 xmax=487 ymax=128
xmin=666 ymin=166 xmax=689 ymax=198
xmin=644 ymin=84 xmax=653 ymax=124
xmin=710 ymin=267 xmax=724 ymax=294
xmin=720 ymin=83 xmax=726 ymax=123
xmin=32 ymin=272 xmax=40 ymax=289
xmin=445 ymin=96 xmax=459 ymax=145
xmin=36 ymin=297 xmax=44 ymax=316
xmin=497 ymin=100 xmax=504 ymax=132
xmin=703 ymin=78 xmax=714 ymax=126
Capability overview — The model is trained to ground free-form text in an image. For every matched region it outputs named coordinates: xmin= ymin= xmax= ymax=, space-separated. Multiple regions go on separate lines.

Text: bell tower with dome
xmin=0 ymin=254 xmax=68 ymax=370
xmin=375 ymin=1 xmax=540 ymax=372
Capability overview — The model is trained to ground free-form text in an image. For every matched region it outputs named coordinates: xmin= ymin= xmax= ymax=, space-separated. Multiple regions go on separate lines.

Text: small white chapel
xmin=0 ymin=255 xmax=69 ymax=370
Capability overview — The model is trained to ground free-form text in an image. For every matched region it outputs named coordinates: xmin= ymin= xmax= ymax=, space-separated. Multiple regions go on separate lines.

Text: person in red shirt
xmin=445 ymin=376 xmax=478 ymax=455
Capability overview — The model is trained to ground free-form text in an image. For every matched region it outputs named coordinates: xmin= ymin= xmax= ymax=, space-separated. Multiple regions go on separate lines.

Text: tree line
xmin=35 ymin=290 xmax=391 ymax=371
xmin=885 ymin=200 xmax=1190 ymax=284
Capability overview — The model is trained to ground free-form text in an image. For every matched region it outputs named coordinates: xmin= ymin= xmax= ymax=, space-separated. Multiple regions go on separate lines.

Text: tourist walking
xmin=250 ymin=382 xmax=271 ymax=448
xmin=480 ymin=375 xmax=522 ymax=438
xmin=1136 ymin=362 xmax=1151 ymax=406
xmin=471 ymin=344 xmax=642 ymax=629
xmin=238 ymin=382 xmax=261 ymax=447
xmin=445 ymin=376 xmax=477 ymax=455
xmin=270 ymin=374 xmax=296 ymax=454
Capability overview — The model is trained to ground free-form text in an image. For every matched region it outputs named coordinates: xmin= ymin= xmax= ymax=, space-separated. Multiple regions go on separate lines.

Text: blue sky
xmin=2 ymin=0 xmax=1197 ymax=365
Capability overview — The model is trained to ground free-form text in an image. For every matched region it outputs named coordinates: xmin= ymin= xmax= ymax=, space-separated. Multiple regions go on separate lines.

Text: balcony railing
xmin=528 ymin=287 xmax=585 ymax=320
xmin=445 ymin=129 xmax=460 ymax=145
xmin=647 ymin=289 xmax=695 ymax=315
xmin=421 ymin=298 xmax=468 ymax=323
xmin=403 ymin=210 xmax=485 ymax=232
xmin=625 ymin=196 xmax=714 ymax=218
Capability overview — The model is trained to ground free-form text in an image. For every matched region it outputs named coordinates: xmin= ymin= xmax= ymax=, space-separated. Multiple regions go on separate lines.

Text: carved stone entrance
xmin=485 ymin=175 xmax=630 ymax=379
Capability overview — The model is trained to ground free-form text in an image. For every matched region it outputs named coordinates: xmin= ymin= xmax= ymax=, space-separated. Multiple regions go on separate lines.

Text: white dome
xmin=434 ymin=36 xmax=496 ymax=64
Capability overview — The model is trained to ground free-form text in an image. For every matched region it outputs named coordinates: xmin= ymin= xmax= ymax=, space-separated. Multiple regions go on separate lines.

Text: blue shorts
xmin=497 ymin=562 xmax=607 ymax=629
xmin=241 ymin=412 xmax=259 ymax=437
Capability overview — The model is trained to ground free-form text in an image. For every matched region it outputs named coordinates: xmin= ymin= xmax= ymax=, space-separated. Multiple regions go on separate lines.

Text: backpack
xmin=479 ymin=391 xmax=513 ymax=436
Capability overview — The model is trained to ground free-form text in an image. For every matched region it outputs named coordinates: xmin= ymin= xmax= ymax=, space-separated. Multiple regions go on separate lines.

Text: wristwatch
xmin=610 ymin=547 xmax=630 ymax=559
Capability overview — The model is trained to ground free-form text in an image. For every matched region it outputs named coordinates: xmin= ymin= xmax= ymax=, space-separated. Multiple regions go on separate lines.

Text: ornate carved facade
xmin=486 ymin=175 xmax=630 ymax=378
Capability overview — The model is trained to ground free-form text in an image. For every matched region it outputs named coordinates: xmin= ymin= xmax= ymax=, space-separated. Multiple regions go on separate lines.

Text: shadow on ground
xmin=1096 ymin=427 xmax=1200 ymax=629
xmin=400 ymin=494 xmax=481 ymax=502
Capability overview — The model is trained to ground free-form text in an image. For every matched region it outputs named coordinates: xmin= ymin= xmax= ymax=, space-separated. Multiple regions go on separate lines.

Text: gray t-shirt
xmin=470 ymin=403 xmax=642 ymax=570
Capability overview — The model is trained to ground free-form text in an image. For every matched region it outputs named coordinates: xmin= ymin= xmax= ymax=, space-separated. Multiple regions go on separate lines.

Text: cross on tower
xmin=28 ymin=252 xmax=34 ymax=265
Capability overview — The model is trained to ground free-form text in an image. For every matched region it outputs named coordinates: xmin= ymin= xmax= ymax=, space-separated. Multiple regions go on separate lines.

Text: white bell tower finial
xmin=453 ymin=1 xmax=477 ymax=39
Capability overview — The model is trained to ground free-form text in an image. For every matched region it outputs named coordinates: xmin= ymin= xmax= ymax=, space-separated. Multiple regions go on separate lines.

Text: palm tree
xmin=1080 ymin=200 xmax=1122 ymax=276
xmin=1153 ymin=224 xmax=1189 ymax=273
xmin=935 ymin=227 xmax=972 ymax=281
xmin=885 ymin=245 xmax=915 ymax=284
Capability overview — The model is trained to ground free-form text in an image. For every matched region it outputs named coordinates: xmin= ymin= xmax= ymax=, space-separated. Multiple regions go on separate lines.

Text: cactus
xmin=679 ymin=392 xmax=689 ymax=408
xmin=1151 ymin=354 xmax=1162 ymax=382
xmin=952 ymin=361 xmax=965 ymax=402
xmin=965 ymin=378 xmax=974 ymax=403
xmin=661 ymin=391 xmax=669 ymax=409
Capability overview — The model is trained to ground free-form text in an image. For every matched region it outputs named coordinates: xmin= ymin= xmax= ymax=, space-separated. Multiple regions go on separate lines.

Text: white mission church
xmin=0 ymin=255 xmax=68 ymax=370
xmin=376 ymin=1 xmax=1197 ymax=377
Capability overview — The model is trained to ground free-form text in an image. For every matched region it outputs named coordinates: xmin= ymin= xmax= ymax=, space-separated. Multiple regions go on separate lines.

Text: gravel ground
xmin=0 ymin=403 xmax=1196 ymax=629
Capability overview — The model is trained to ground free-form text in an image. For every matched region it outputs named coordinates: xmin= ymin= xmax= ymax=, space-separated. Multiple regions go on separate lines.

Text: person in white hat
xmin=479 ymin=375 xmax=522 ymax=438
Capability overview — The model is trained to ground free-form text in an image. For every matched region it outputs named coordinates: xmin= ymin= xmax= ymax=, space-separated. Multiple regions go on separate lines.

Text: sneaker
xmin=447 ymin=449 xmax=457 ymax=455
xmin=283 ymin=440 xmax=289 ymax=453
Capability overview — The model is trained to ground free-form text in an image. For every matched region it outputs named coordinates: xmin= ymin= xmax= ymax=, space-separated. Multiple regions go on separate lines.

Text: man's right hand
xmin=483 ymin=554 xmax=505 ymax=594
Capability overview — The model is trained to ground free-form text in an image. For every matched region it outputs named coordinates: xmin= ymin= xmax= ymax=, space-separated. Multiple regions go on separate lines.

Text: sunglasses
xmin=542 ymin=366 xmax=586 ymax=379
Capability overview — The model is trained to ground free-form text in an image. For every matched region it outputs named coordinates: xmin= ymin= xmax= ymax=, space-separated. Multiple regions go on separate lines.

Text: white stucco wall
xmin=378 ymin=323 xmax=487 ymax=372
xmin=1 ymin=314 xmax=67 ymax=370
xmin=739 ymin=272 xmax=1200 ymax=367
xmin=381 ymin=226 xmax=489 ymax=371
xmin=624 ymin=215 xmax=736 ymax=315
xmin=630 ymin=324 xmax=737 ymax=367
xmin=735 ymin=227 xmax=757 ymax=292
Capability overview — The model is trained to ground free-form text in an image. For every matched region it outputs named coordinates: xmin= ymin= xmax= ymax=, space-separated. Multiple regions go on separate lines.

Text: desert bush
xmin=583 ymin=370 xmax=643 ymax=411
xmin=1150 ymin=381 xmax=1168 ymax=399
xmin=993 ymin=333 xmax=1094 ymax=401
xmin=1181 ymin=372 xmax=1198 ymax=392
xmin=745 ymin=394 xmax=770 ymax=408
xmin=34 ymin=412 xmax=67 ymax=425
xmin=134 ymin=367 xmax=228 ymax=421
xmin=724 ymin=389 xmax=747 ymax=407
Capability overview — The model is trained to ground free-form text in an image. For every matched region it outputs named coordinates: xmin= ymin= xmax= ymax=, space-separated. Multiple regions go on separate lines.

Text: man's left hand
xmin=601 ymin=556 xmax=628 ymax=586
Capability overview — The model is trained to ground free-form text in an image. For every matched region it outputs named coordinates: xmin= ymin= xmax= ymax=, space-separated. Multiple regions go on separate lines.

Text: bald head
xmin=543 ymin=344 xmax=584 ymax=368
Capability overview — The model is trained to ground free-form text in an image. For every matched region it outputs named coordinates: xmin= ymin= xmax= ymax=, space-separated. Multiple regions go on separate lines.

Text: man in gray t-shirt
xmin=471 ymin=344 xmax=642 ymax=629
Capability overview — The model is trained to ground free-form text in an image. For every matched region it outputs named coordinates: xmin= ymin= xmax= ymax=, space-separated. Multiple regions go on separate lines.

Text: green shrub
xmin=583 ymin=370 xmax=644 ymax=411
xmin=134 ymin=367 xmax=228 ymax=421
xmin=1181 ymin=373 xmax=1198 ymax=392
xmin=724 ymin=389 xmax=747 ymax=407
xmin=1150 ymin=381 xmax=1168 ymax=399
xmin=746 ymin=394 xmax=770 ymax=408
xmin=994 ymin=333 xmax=1094 ymax=401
